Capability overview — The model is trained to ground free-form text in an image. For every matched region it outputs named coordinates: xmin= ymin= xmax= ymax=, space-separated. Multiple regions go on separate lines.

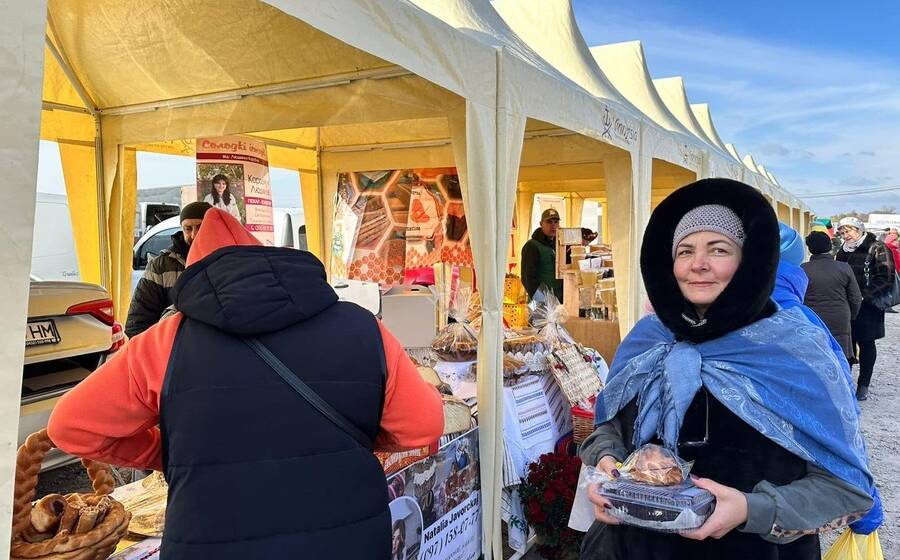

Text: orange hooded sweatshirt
xmin=48 ymin=209 xmax=443 ymax=471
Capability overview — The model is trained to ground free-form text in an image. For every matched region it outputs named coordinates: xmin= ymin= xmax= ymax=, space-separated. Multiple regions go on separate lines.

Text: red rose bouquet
xmin=517 ymin=452 xmax=582 ymax=558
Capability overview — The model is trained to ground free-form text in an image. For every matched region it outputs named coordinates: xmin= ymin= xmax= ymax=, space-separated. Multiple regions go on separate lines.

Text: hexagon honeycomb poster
xmin=331 ymin=168 xmax=473 ymax=285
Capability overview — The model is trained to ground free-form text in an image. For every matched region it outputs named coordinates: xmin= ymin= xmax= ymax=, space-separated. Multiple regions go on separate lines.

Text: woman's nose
xmin=690 ymin=253 xmax=709 ymax=271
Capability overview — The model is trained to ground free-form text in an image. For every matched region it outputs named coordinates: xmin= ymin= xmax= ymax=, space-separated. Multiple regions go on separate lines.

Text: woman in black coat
xmin=834 ymin=218 xmax=895 ymax=400
xmin=580 ymin=181 xmax=875 ymax=560
xmin=801 ymin=232 xmax=862 ymax=361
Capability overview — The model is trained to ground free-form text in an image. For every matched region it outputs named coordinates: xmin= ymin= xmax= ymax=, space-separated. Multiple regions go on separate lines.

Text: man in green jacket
xmin=521 ymin=208 xmax=563 ymax=301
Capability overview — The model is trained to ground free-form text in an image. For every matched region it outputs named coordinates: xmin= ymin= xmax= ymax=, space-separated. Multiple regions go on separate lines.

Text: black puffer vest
xmin=160 ymin=246 xmax=390 ymax=559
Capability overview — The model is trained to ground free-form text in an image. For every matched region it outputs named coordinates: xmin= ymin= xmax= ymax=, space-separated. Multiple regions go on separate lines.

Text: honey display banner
xmin=332 ymin=168 xmax=473 ymax=286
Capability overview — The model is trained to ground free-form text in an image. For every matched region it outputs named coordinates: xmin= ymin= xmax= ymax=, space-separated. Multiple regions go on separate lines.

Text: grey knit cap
xmin=672 ymin=204 xmax=745 ymax=258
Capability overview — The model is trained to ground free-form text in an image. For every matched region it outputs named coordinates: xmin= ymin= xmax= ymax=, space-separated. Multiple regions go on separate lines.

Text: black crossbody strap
xmin=243 ymin=337 xmax=373 ymax=448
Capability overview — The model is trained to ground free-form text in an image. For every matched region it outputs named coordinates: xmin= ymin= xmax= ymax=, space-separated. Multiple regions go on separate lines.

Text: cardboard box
xmin=563 ymin=317 xmax=621 ymax=364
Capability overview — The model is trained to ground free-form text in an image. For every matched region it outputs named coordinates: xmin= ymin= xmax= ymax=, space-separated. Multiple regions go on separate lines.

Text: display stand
xmin=554 ymin=229 xmax=621 ymax=361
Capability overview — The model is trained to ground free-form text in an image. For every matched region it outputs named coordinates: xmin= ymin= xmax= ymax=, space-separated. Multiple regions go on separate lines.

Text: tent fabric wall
xmin=448 ymin=96 xmax=527 ymax=558
xmin=106 ymin=147 xmax=138 ymax=321
xmin=0 ymin=2 xmax=49 ymax=557
xmin=589 ymin=42 xmax=707 ymax=178
xmin=58 ymin=142 xmax=102 ymax=284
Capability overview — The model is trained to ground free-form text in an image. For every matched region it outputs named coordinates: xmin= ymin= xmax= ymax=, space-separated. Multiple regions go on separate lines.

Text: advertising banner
xmin=196 ymin=135 xmax=274 ymax=245
xmin=386 ymin=428 xmax=481 ymax=560
xmin=332 ymin=168 xmax=473 ymax=286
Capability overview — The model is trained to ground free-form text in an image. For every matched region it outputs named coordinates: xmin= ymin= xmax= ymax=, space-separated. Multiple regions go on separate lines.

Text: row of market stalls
xmin=1 ymin=0 xmax=813 ymax=558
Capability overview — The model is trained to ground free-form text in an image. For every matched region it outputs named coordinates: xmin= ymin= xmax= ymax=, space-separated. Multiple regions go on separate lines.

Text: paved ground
xmin=843 ymin=311 xmax=900 ymax=557
xmin=36 ymin=317 xmax=899 ymax=558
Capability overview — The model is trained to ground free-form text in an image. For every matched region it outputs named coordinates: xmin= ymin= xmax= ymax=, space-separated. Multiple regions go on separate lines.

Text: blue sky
xmin=36 ymin=1 xmax=900 ymax=217
xmin=574 ymin=0 xmax=900 ymax=216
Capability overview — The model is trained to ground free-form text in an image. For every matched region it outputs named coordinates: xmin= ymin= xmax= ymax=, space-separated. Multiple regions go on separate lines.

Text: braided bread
xmin=10 ymin=430 xmax=132 ymax=560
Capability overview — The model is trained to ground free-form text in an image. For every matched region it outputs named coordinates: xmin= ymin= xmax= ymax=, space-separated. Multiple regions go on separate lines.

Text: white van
xmin=32 ymin=193 xmax=80 ymax=281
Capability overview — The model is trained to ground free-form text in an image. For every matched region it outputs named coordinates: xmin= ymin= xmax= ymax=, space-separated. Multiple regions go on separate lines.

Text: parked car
xmin=21 ymin=276 xmax=124 ymax=470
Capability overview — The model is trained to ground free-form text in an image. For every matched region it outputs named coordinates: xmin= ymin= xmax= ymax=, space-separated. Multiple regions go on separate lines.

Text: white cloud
xmin=576 ymin=4 xmax=900 ymax=216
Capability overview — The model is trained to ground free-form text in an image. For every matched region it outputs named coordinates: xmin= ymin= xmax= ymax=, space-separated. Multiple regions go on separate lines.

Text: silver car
xmin=21 ymin=277 xmax=124 ymax=470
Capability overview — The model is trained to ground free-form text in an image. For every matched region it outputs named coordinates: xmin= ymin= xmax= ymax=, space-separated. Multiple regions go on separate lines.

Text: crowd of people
xmin=39 ymin=178 xmax=891 ymax=559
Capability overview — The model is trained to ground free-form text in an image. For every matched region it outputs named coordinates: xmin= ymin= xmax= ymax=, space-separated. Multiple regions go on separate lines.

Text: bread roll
xmin=30 ymin=494 xmax=66 ymax=533
xmin=74 ymin=506 xmax=100 ymax=534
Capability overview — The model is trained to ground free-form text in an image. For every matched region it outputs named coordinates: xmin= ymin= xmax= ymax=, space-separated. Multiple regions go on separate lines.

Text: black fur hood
xmin=640 ymin=179 xmax=780 ymax=343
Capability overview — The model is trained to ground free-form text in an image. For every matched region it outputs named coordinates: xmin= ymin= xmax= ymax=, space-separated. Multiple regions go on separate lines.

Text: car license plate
xmin=25 ymin=320 xmax=61 ymax=347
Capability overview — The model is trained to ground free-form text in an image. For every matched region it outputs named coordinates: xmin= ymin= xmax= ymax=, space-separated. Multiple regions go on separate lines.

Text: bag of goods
xmin=585 ymin=444 xmax=715 ymax=532
xmin=431 ymin=287 xmax=478 ymax=361
xmin=529 ymin=285 xmax=575 ymax=348
xmin=503 ymin=329 xmax=551 ymax=372
xmin=546 ymin=344 xmax=603 ymax=408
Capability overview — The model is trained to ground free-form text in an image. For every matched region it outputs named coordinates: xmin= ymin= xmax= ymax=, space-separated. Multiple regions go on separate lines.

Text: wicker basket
xmin=10 ymin=430 xmax=131 ymax=560
xmin=572 ymin=404 xmax=596 ymax=445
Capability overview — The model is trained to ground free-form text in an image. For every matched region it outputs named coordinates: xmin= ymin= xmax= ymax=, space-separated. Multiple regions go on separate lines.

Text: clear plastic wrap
xmin=597 ymin=479 xmax=715 ymax=532
xmin=619 ymin=444 xmax=692 ymax=486
xmin=528 ymin=285 xmax=575 ymax=347
xmin=431 ymin=287 xmax=478 ymax=361
xmin=568 ymin=445 xmax=715 ymax=533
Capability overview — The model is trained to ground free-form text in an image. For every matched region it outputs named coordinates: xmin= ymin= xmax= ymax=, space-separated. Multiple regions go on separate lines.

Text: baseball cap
xmin=541 ymin=208 xmax=561 ymax=222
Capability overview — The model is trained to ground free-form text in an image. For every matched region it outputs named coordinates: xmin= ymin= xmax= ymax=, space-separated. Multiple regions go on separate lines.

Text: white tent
xmin=490 ymin=0 xmax=707 ymax=312
xmin=4 ymin=1 xmax=515 ymax=557
xmin=652 ymin=76 xmax=744 ymax=181
xmin=691 ymin=103 xmax=735 ymax=157
xmin=0 ymin=2 xmax=813 ymax=558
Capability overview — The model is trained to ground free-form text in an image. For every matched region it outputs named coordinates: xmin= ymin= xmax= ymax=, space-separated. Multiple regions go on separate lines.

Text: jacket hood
xmin=773 ymin=261 xmax=808 ymax=309
xmin=779 ymin=223 xmax=805 ymax=266
xmin=531 ymin=228 xmax=555 ymax=247
xmin=640 ymin=178 xmax=779 ymax=343
xmin=173 ymin=209 xmax=338 ymax=335
xmin=168 ymin=231 xmax=190 ymax=260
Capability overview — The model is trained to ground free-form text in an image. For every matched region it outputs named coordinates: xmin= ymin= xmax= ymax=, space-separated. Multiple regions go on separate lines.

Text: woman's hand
xmin=680 ymin=477 xmax=748 ymax=540
xmin=587 ymin=456 xmax=623 ymax=525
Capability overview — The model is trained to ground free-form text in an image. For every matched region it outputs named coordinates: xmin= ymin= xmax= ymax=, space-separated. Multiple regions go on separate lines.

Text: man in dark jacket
xmin=125 ymin=201 xmax=211 ymax=337
xmin=49 ymin=210 xmax=444 ymax=559
xmin=521 ymin=208 xmax=563 ymax=301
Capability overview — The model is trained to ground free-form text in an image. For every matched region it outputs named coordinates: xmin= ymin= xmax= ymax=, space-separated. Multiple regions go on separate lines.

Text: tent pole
xmin=45 ymin=32 xmax=109 ymax=287
xmin=98 ymin=66 xmax=411 ymax=117
xmin=315 ymin=127 xmax=325 ymax=273
xmin=94 ymin=115 xmax=109 ymax=288
xmin=45 ymin=35 xmax=97 ymax=115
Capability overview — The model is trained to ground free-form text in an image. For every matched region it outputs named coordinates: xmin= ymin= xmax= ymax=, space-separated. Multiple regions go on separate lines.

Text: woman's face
xmin=673 ymin=231 xmax=742 ymax=317
xmin=213 ymin=179 xmax=227 ymax=195
xmin=391 ymin=527 xmax=402 ymax=554
xmin=839 ymin=226 xmax=862 ymax=241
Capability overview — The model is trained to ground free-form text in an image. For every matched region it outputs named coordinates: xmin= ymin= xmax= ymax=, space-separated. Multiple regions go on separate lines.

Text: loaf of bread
xmin=628 ymin=444 xmax=684 ymax=486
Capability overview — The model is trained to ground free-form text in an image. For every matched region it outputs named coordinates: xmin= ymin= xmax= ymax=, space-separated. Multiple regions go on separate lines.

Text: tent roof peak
xmin=590 ymin=40 xmax=694 ymax=138
xmin=492 ymin=0 xmax=643 ymax=120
